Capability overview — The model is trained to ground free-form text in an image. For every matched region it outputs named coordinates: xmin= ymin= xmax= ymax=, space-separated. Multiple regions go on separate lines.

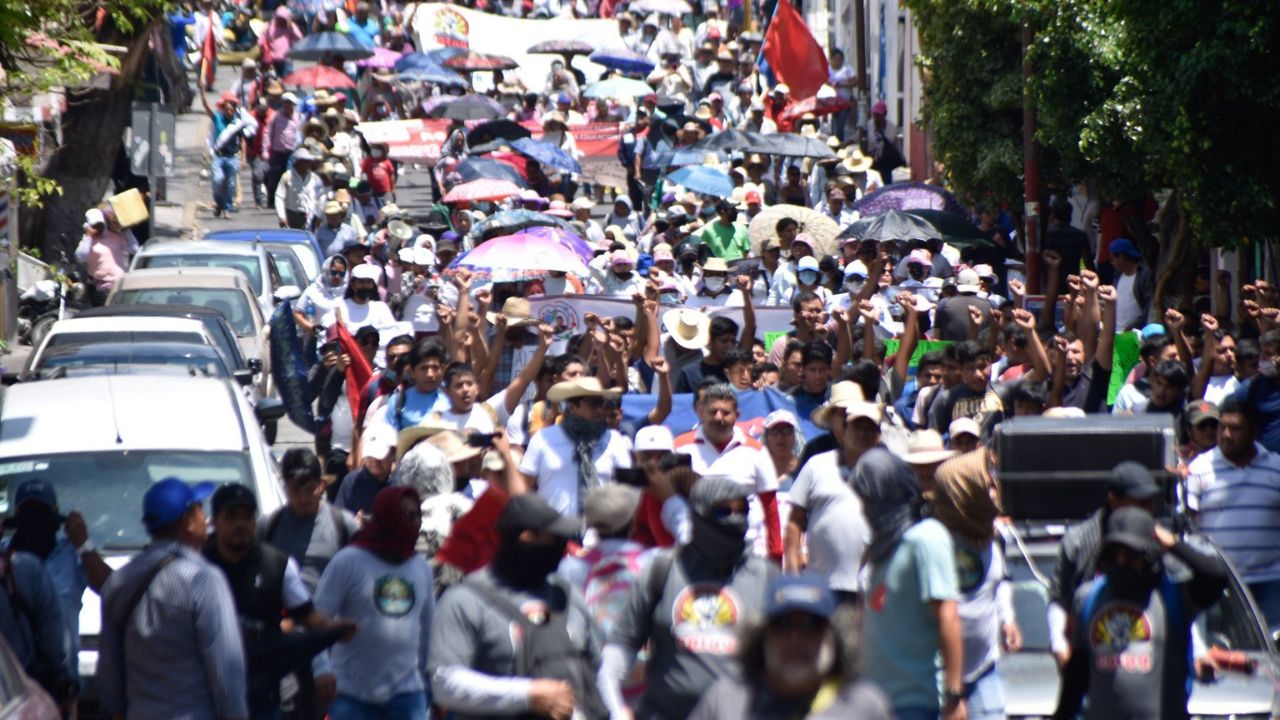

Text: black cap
xmin=211 ymin=483 xmax=258 ymax=516
xmin=496 ymin=494 xmax=582 ymax=540
xmin=1103 ymin=505 xmax=1157 ymax=558
xmin=1106 ymin=461 xmax=1160 ymax=501
xmin=355 ymin=325 xmax=380 ymax=341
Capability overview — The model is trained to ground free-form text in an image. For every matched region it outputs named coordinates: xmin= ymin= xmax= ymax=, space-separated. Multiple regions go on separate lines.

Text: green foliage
xmin=11 ymin=155 xmax=63 ymax=208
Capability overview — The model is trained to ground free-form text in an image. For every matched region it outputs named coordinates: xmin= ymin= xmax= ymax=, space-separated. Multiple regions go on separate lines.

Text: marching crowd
xmin=41 ymin=0 xmax=1280 ymax=720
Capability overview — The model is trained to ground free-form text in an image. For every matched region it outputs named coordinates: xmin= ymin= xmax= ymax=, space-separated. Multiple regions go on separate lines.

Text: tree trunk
xmin=1151 ymin=190 xmax=1194 ymax=318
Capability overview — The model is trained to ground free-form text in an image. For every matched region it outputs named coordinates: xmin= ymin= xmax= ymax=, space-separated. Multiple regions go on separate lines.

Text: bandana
xmin=351 ymin=486 xmax=421 ymax=563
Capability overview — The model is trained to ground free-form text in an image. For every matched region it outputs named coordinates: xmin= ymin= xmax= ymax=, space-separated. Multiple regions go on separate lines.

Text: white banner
xmin=526 ymin=294 xmax=797 ymax=348
xmin=406 ymin=4 xmax=624 ymax=94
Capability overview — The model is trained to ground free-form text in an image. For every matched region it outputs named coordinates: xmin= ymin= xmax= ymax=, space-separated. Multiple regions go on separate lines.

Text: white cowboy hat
xmin=810 ymin=380 xmax=866 ymax=429
xmin=485 ymin=297 xmax=540 ymax=328
xmin=904 ymin=429 xmax=959 ymax=465
xmin=663 ymin=308 xmax=711 ymax=350
xmin=547 ymin=377 xmax=623 ymax=404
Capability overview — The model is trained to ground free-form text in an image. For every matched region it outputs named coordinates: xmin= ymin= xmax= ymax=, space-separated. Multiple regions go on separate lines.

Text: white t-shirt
xmin=674 ymin=425 xmax=779 ymax=556
xmin=1114 ymin=272 xmax=1143 ymax=330
xmin=519 ymin=424 xmax=633 ymax=517
xmin=787 ymin=450 xmax=867 ymax=592
xmin=437 ymin=389 xmax=509 ymax=434
xmin=320 ymin=299 xmax=398 ymax=334
xmin=1204 ymin=373 xmax=1240 ymax=406
xmin=829 ymin=64 xmax=855 ymax=101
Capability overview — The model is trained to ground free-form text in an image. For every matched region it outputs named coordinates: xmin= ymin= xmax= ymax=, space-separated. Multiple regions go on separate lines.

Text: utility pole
xmin=854 ymin=0 xmax=869 ymax=126
xmin=1022 ymin=23 xmax=1041 ymax=294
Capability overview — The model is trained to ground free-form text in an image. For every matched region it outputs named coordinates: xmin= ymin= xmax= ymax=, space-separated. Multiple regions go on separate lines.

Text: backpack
xmin=582 ymin=544 xmax=646 ymax=638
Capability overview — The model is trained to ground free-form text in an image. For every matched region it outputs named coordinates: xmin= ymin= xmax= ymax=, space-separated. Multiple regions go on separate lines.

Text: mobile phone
xmin=466 ymin=432 xmax=497 ymax=448
xmin=318 ymin=341 xmax=339 ymax=356
xmin=614 ymin=467 xmax=649 ymax=487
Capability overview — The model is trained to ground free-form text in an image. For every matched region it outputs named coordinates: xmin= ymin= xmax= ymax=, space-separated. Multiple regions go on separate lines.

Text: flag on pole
xmin=758 ymin=0 xmax=828 ymax=100
xmin=201 ymin=11 xmax=218 ymax=88
xmin=333 ymin=320 xmax=374 ymax=418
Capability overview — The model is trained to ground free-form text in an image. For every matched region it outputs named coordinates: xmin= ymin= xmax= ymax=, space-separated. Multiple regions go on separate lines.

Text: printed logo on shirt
xmin=1089 ymin=602 xmax=1154 ymax=674
xmin=955 ymin=546 xmax=985 ymax=594
xmin=374 ymin=575 xmax=415 ymax=617
xmin=670 ymin=584 xmax=741 ymax=654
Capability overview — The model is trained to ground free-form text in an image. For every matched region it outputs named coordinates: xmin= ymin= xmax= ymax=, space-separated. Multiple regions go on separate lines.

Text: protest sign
xmin=525 ymin=295 xmax=798 ymax=343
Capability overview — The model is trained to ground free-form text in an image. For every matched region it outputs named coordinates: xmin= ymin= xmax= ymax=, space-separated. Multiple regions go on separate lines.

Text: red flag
xmin=333 ymin=322 xmax=374 ymax=418
xmin=761 ymin=0 xmax=829 ymax=100
xmin=201 ymin=11 xmax=218 ymax=88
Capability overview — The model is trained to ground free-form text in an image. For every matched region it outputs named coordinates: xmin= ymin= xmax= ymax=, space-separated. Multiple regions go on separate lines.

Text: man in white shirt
xmin=275 ymin=147 xmax=323 ymax=230
xmin=519 ymin=378 xmax=633 ymax=517
xmin=1107 ymin=238 xmax=1152 ymax=331
xmin=436 ymin=325 xmax=553 ymax=434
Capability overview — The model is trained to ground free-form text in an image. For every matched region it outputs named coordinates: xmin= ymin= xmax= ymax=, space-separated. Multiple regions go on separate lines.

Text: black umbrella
xmin=840 ymin=209 xmax=940 ymax=243
xmin=690 ymin=129 xmax=768 ymax=153
xmin=903 ymin=209 xmax=991 ymax=247
xmin=467 ymin=119 xmax=532 ymax=147
xmin=287 ymin=31 xmax=375 ymax=61
xmin=436 ymin=95 xmax=504 ymax=121
xmin=454 ymin=157 xmax=528 ymax=188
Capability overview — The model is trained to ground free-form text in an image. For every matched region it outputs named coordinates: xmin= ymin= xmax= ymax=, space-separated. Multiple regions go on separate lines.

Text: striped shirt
xmin=1188 ymin=444 xmax=1280 ymax=583
xmin=97 ymin=540 xmax=248 ymax=720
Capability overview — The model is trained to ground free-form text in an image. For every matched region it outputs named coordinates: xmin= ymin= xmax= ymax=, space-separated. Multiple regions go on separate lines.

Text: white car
xmin=130 ymin=240 xmax=298 ymax=315
xmin=24 ymin=315 xmax=218 ymax=374
xmin=0 ymin=375 xmax=286 ymax=688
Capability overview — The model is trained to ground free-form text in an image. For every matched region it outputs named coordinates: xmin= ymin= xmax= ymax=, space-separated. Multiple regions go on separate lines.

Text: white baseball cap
xmin=412 ymin=247 xmax=436 ymax=266
xmin=763 ymin=409 xmax=798 ymax=430
xmin=948 ymin=417 xmax=981 ymax=440
xmin=351 ymin=263 xmax=381 ymax=281
xmin=634 ymin=425 xmax=675 ymax=452
xmin=362 ymin=423 xmax=396 ymax=461
xmin=83 ymin=208 xmax=105 ymax=228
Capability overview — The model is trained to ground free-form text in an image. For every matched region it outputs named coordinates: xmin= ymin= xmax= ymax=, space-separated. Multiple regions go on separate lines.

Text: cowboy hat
xmin=396 ymin=416 xmax=455 ymax=460
xmin=841 ymin=147 xmax=873 ymax=173
xmin=485 ymin=297 xmax=541 ymax=328
xmin=904 ymin=429 xmax=959 ymax=465
xmin=810 ymin=380 xmax=866 ymax=428
xmin=547 ymin=377 xmax=623 ymax=404
xmin=427 ymin=430 xmax=482 ymax=464
xmin=663 ymin=308 xmax=711 ymax=350
xmin=700 ymin=257 xmax=730 ymax=273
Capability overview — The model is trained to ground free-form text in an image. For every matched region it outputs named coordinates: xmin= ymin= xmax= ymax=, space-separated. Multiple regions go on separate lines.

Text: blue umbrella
xmin=665 ymin=165 xmax=734 ymax=198
xmin=397 ymin=66 xmax=467 ymax=86
xmin=453 ymin=158 xmax=528 ymax=188
xmin=588 ymin=48 xmax=655 ymax=76
xmin=512 ymin=137 xmax=582 ymax=175
xmin=424 ymin=47 xmax=468 ymax=64
xmin=584 ymin=76 xmax=655 ymax=99
xmin=287 ymin=31 xmax=374 ymax=61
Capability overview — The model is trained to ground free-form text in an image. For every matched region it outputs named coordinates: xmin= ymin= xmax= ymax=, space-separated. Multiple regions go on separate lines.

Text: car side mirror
xmin=247 ymin=358 xmax=263 ymax=374
xmin=233 ymin=369 xmax=255 ymax=387
xmin=273 ymin=285 xmax=302 ymax=303
xmin=255 ymin=397 xmax=287 ymax=424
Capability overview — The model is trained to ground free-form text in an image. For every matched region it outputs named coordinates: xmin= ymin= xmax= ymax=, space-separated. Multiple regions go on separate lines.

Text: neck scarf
xmin=848 ymin=446 xmax=920 ymax=563
xmin=562 ymin=412 xmax=607 ymax=513
xmin=311 ymin=254 xmax=348 ymax=301
xmin=927 ymin=450 xmax=1000 ymax=544
xmin=351 ymin=486 xmax=421 ymax=564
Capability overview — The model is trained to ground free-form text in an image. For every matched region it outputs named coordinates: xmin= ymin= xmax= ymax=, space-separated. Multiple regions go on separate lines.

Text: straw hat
xmin=662 ymin=308 xmax=711 ymax=350
xmin=904 ymin=429 xmax=959 ymax=465
xmin=700 ymin=257 xmax=730 ymax=273
xmin=485 ymin=297 xmax=540 ymax=327
xmin=841 ymin=146 xmax=873 ymax=173
xmin=396 ymin=416 xmax=455 ymax=460
xmin=811 ymin=381 xmax=867 ymax=428
xmin=547 ymin=377 xmax=623 ymax=403
xmin=427 ymin=430 xmax=482 ymax=463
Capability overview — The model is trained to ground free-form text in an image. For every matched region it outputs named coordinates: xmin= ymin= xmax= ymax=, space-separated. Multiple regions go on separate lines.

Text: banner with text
xmin=527 ymin=295 xmax=798 ymax=347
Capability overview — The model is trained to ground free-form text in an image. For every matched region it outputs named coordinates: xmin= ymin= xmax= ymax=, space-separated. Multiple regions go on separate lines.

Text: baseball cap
xmin=844 ymin=260 xmax=869 ymax=278
xmin=797 ymin=256 xmax=820 ymax=272
xmin=907 ymin=248 xmax=932 ymax=266
xmin=610 ymin=250 xmax=632 ymax=267
xmin=1140 ymin=323 xmax=1167 ymax=340
xmin=635 ymin=425 xmax=675 ymax=452
xmin=496 ymin=493 xmax=582 ymax=539
xmin=143 ymin=478 xmax=214 ymax=534
xmin=351 ymin=263 xmax=381 ymax=281
xmin=584 ymin=485 xmax=641 ymax=535
xmin=1108 ymin=238 xmax=1142 ymax=260
xmin=871 ymin=101 xmax=887 ymax=115
xmin=763 ymin=409 xmax=798 ymax=430
xmin=948 ymin=417 xmax=981 ymax=441
xmin=791 ymin=233 xmax=816 ymax=251
xmin=1102 ymin=505 xmax=1158 ymax=558
xmin=362 ymin=423 xmax=396 ymax=461
xmin=83 ymin=208 xmax=105 ymax=228
xmin=1106 ymin=461 xmax=1160 ymax=501
xmin=1186 ymin=400 xmax=1221 ymax=427
xmin=743 ymin=190 xmax=761 ymax=204
xmin=14 ymin=479 xmax=59 ymax=513
xmin=955 ymin=268 xmax=981 ymax=294
xmin=764 ymin=574 xmax=835 ymax=622
xmin=211 ymin=483 xmax=258 ymax=515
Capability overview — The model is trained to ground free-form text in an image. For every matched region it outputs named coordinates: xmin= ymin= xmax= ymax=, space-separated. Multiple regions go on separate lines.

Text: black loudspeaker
xmin=993 ymin=414 xmax=1179 ymax=522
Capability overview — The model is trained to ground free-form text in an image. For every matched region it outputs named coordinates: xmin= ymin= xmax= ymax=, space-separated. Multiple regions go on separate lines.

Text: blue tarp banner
xmin=620 ymin=386 xmax=823 ymax=445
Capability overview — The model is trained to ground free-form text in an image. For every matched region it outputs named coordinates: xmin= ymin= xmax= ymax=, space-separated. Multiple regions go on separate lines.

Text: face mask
xmin=10 ymin=505 xmax=60 ymax=559
xmin=355 ymin=286 xmax=379 ymax=301
xmin=371 ymin=148 xmax=386 ymax=159
xmin=798 ymin=271 xmax=819 ymax=286
xmin=493 ymin=537 xmax=568 ymax=589
xmin=1108 ymin=563 xmax=1158 ymax=597
xmin=845 ymin=278 xmax=865 ymax=294
xmin=703 ymin=275 xmax=726 ymax=292
xmin=690 ymin=509 xmax=748 ymax=569
xmin=613 ymin=270 xmax=634 ymax=280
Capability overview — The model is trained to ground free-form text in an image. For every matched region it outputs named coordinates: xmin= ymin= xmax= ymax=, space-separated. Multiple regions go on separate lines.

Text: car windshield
xmin=113 ymin=289 xmax=256 ymax=336
xmin=267 ymin=247 xmax=305 ymax=288
xmin=36 ymin=342 xmax=228 ymax=379
xmin=45 ymin=331 xmax=206 ymax=350
xmin=0 ymin=451 xmax=254 ymax=550
xmin=139 ymin=254 xmax=263 ymax=295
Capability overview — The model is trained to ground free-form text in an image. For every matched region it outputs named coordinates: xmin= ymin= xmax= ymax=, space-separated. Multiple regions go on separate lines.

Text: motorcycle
xmin=17 ymin=249 xmax=89 ymax=347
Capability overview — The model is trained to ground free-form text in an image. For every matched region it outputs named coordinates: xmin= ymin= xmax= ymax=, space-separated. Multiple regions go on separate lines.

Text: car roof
xmin=136 ymin=240 xmax=263 ymax=257
xmin=0 ymin=376 xmax=249 ymax=455
xmin=77 ymin=304 xmax=231 ymax=321
xmin=203 ymin=228 xmax=318 ymax=246
xmin=44 ymin=316 xmax=209 ymax=336
xmin=115 ymin=267 xmax=252 ymax=290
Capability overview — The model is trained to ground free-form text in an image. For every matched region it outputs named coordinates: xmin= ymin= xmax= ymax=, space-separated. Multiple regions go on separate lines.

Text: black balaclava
xmin=688 ymin=475 xmax=753 ymax=574
xmin=492 ymin=530 xmax=568 ymax=590
xmin=10 ymin=503 xmax=61 ymax=559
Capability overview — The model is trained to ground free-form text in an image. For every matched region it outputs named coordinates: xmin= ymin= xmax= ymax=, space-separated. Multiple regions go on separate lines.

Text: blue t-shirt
xmin=346 ymin=17 xmax=380 ymax=48
xmin=861 ymin=518 xmax=959 ymax=712
xmin=385 ymin=387 xmax=449 ymax=431
xmin=1236 ymin=374 xmax=1280 ymax=454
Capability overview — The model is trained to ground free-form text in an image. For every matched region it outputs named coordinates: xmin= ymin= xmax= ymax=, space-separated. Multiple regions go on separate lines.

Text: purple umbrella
xmin=356 ymin=47 xmax=403 ymax=69
xmin=851 ymin=181 xmax=967 ymax=218
xmin=449 ymin=231 xmax=588 ymax=282
xmin=520 ymin=226 xmax=594 ymax=264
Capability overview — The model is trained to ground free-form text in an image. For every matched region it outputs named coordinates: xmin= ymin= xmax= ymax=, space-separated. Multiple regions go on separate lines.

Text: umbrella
xmin=528 ymin=40 xmax=594 ymax=56
xmin=781 ymin=96 xmax=853 ymax=122
xmin=521 ymin=226 xmax=595 ymax=264
xmin=747 ymin=205 xmax=841 ymax=257
xmin=851 ymin=181 xmax=967 ymax=217
xmin=690 ymin=129 xmax=768 ymax=153
xmin=761 ymin=133 xmax=838 ymax=159
xmin=287 ymin=31 xmax=374 ymax=61
xmin=356 ymin=47 xmax=403 ymax=69
xmin=398 ymin=66 xmax=468 ymax=86
xmin=632 ymin=0 xmax=692 ymax=14
xmin=588 ymin=48 xmax=655 ymax=76
xmin=435 ymin=94 xmax=504 ymax=121
xmin=467 ymin=209 xmax=575 ymax=244
xmin=843 ymin=209 xmax=990 ymax=247
xmin=511 ymin=137 xmax=582 ymax=174
xmin=451 ymin=231 xmax=589 ymax=281
xmin=282 ymin=65 xmax=355 ymax=89
xmin=584 ymin=76 xmax=655 ymax=99
xmin=453 ymin=157 xmax=528 ymax=188
xmin=396 ymin=51 xmax=450 ymax=72
xmin=444 ymin=51 xmax=519 ymax=72
xmin=441 ymin=179 xmax=523 ymax=204
xmin=423 ymin=46 xmax=468 ymax=64
xmin=840 ymin=209 xmax=939 ymax=243
xmin=467 ymin=119 xmax=532 ymax=147
xmin=665 ymin=166 xmax=733 ymax=198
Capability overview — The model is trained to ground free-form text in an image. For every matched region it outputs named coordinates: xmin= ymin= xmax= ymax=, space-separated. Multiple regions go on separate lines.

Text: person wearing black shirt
xmin=1043 ymin=199 xmax=1094 ymax=290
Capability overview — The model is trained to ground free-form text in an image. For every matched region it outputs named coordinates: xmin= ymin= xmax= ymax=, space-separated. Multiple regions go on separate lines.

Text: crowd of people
xmin=38 ymin=0 xmax=1280 ymax=719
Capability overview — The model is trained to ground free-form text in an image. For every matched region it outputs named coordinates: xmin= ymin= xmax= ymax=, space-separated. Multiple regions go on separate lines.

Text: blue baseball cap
xmin=143 ymin=478 xmax=214 ymax=534
xmin=1108 ymin=238 xmax=1142 ymax=260
xmin=1140 ymin=323 xmax=1167 ymax=340
xmin=764 ymin=574 xmax=835 ymax=622
xmin=14 ymin=478 xmax=59 ymax=512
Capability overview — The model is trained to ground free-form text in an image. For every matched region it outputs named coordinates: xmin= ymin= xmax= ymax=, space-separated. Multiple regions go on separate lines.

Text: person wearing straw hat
xmin=903 ymin=429 xmax=958 ymax=491
xmin=518 ymin=377 xmax=631 ymax=519
xmin=317 ymin=200 xmax=360 ymax=257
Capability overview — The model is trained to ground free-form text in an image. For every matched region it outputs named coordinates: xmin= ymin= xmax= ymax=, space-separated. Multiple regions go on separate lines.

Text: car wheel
xmin=264 ymin=420 xmax=278 ymax=444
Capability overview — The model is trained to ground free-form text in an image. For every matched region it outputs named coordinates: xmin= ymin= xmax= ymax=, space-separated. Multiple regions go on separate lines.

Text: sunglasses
xmin=329 ymin=268 xmax=346 ymax=277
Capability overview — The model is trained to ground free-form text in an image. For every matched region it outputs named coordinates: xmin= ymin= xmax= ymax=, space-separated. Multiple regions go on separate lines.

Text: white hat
xmin=955 ymin=268 xmax=981 ymax=294
xmin=845 ymin=401 xmax=883 ymax=424
xmin=547 ymin=377 xmax=623 ymax=403
xmin=663 ymin=308 xmax=711 ymax=350
xmin=844 ymin=260 xmax=869 ymax=278
xmin=973 ymin=264 xmax=997 ymax=281
xmin=907 ymin=248 xmax=932 ymax=266
xmin=281 ymin=92 xmax=299 ymax=104
xmin=362 ymin=423 xmax=396 ymax=461
xmin=772 ymin=83 xmax=790 ymax=95
xmin=412 ymin=247 xmax=436 ymax=266
xmin=763 ymin=409 xmax=799 ymax=430
xmin=83 ymin=208 xmax=105 ymax=228
xmin=397 ymin=247 xmax=415 ymax=263
xmin=571 ymin=197 xmax=595 ymax=211
xmin=811 ymin=381 xmax=865 ymax=428
xmin=351 ymin=263 xmax=381 ymax=281
xmin=948 ymin=417 xmax=982 ymax=440
xmin=635 ymin=425 xmax=675 ymax=452
xmin=904 ymin=429 xmax=959 ymax=465
xmin=414 ymin=233 xmax=435 ymax=249
xmin=797 ymin=256 xmax=820 ymax=271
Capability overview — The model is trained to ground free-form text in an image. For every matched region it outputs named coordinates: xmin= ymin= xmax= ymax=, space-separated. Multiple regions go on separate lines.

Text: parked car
xmin=23 ymin=316 xmax=216 ymax=374
xmin=130 ymin=240 xmax=295 ymax=315
xmin=33 ymin=341 xmax=232 ymax=380
xmin=74 ymin=304 xmax=255 ymax=382
xmin=203 ymin=228 xmax=322 ymax=281
xmin=1000 ymin=524 xmax=1280 ymax=718
xmin=0 ymin=375 xmax=285 ymax=694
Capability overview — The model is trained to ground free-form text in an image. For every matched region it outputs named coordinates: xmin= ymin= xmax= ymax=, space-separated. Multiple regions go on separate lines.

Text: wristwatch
xmin=77 ymin=540 xmax=97 ymax=555
xmin=943 ymin=688 xmax=965 ymax=708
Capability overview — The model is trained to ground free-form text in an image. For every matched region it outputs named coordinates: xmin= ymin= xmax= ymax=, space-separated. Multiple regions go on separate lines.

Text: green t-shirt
xmin=698 ymin=221 xmax=750 ymax=261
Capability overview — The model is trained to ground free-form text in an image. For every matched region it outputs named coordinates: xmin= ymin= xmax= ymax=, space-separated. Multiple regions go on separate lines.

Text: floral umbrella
xmin=466 ymin=209 xmax=575 ymax=245
xmin=448 ymin=231 xmax=589 ymax=281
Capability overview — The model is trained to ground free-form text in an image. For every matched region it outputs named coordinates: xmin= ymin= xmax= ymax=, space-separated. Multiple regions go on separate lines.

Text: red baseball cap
xmin=744 ymin=190 xmax=761 ymax=204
